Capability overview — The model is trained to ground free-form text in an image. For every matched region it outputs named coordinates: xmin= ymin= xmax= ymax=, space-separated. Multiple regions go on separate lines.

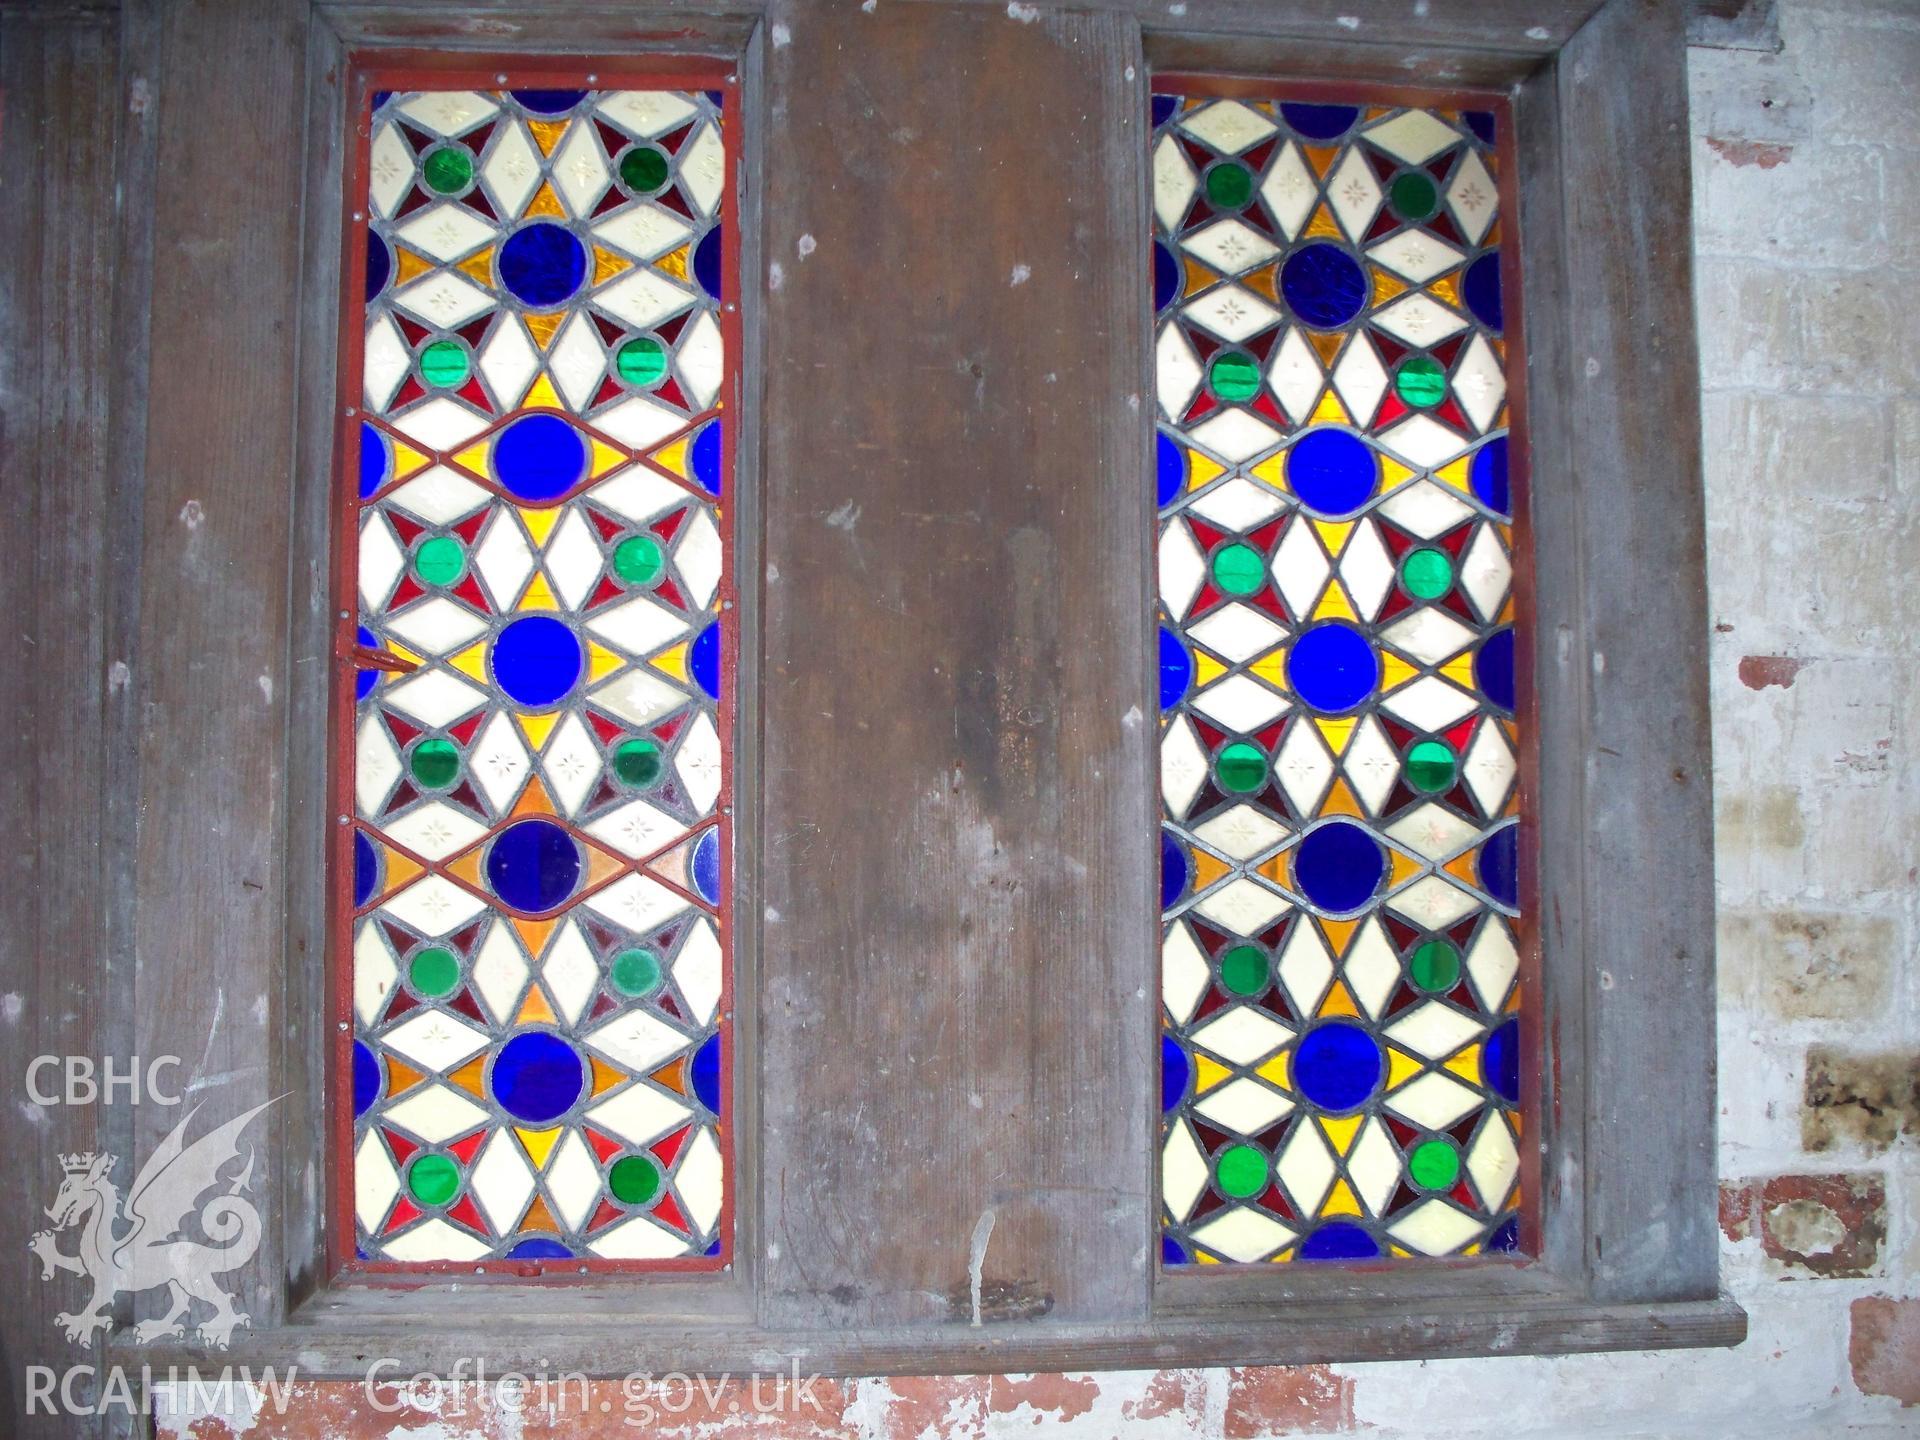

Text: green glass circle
xmin=1409 ymin=938 xmax=1461 ymax=993
xmin=1206 ymin=161 xmax=1254 ymax=210
xmin=616 ymin=336 xmax=669 ymax=388
xmin=1220 ymin=944 xmax=1270 ymax=997
xmin=409 ymin=946 xmax=461 ymax=998
xmin=1211 ymin=542 xmax=1265 ymax=597
xmin=619 ymin=145 xmax=670 ymax=194
xmin=609 ymin=947 xmax=664 ymax=997
xmin=1215 ymin=742 xmax=1269 ymax=795
xmin=1400 ymin=546 xmax=1453 ymax=600
xmin=1209 ymin=352 xmax=1261 ymax=403
xmin=413 ymin=535 xmax=467 ymax=587
xmin=1216 ymin=1143 xmax=1269 ymax=1199
xmin=409 ymin=737 xmax=460 ymax=789
xmin=1405 ymin=739 xmax=1457 ymax=794
xmin=419 ymin=339 xmax=471 ymax=389
xmin=613 ymin=534 xmax=666 ymax=586
xmin=1395 ymin=355 xmax=1447 ymax=408
xmin=609 ymin=1154 xmax=662 ymax=1205
xmin=406 ymin=1153 xmax=460 ymax=1207
xmin=422 ymin=145 xmax=474 ymax=196
xmin=612 ymin=738 xmax=664 ymax=787
xmin=1408 ymin=1138 xmax=1460 ymax=1190
xmin=1390 ymin=170 xmax=1438 ymax=221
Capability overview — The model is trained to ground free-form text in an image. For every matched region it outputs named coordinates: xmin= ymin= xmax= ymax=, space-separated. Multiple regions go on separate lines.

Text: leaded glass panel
xmin=340 ymin=79 xmax=734 ymax=1270
xmin=1154 ymin=89 xmax=1527 ymax=1266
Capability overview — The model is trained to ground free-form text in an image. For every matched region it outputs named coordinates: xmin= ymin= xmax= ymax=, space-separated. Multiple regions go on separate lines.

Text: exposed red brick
xmin=1223 ymin=1365 xmax=1355 ymax=1438
xmin=160 ymin=1379 xmax=855 ymax=1440
xmin=1738 ymin=654 xmax=1805 ymax=690
xmin=1706 ymin=136 xmax=1794 ymax=169
xmin=862 ymin=1375 xmax=966 ymax=1439
xmin=1851 ymin=1296 xmax=1920 ymax=1406
xmin=1759 ymin=1173 xmax=1885 ymax=1277
xmin=1720 ymin=1179 xmax=1758 ymax=1242
xmin=1124 ymin=1368 xmax=1207 ymax=1422
xmin=986 ymin=1373 xmax=1097 ymax=1422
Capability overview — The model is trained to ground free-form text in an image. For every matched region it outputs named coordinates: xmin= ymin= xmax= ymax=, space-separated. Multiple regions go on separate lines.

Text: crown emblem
xmin=60 ymin=1152 xmax=97 ymax=1174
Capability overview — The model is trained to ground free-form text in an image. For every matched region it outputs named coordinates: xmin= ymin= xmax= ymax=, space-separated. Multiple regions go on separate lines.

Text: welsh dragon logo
xmin=29 ymin=1099 xmax=276 ymax=1348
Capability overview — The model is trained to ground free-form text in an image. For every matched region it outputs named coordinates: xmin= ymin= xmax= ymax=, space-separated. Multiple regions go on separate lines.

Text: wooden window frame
xmin=101 ymin=0 xmax=1742 ymax=1380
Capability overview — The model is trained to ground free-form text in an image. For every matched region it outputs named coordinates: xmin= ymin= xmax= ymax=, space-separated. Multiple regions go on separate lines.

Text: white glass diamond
xmin=1179 ymin=218 xmax=1279 ymax=276
xmin=1363 ymin=109 xmax=1462 ymax=165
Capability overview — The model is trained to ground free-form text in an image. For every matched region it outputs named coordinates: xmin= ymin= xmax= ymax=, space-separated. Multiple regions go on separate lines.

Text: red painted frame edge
xmin=325 ymin=54 xmax=743 ymax=1283
xmin=1144 ymin=72 xmax=1542 ymax=1275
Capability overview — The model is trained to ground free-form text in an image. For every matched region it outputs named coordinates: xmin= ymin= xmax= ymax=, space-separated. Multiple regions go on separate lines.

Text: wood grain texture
xmin=129 ymin=0 xmax=310 ymax=1334
xmin=1553 ymin=0 xmax=1720 ymax=1304
xmin=755 ymin=0 xmax=1153 ymax=1329
xmin=127 ymin=1293 xmax=1745 ymax=1376
xmin=1513 ymin=54 xmax=1589 ymax=1287
xmin=0 ymin=16 xmax=122 ymax=1435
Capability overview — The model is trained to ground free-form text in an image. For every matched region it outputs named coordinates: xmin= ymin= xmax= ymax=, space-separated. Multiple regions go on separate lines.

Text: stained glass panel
xmin=340 ymin=79 xmax=733 ymax=1270
xmin=1153 ymin=90 xmax=1527 ymax=1266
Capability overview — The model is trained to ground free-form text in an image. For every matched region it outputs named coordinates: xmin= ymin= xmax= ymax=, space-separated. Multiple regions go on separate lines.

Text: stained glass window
xmin=341 ymin=79 xmax=733 ymax=1270
xmin=1153 ymin=90 xmax=1527 ymax=1265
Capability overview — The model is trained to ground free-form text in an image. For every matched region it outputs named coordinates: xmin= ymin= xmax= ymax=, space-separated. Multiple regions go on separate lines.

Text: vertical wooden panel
xmin=1513 ymin=55 xmax=1589 ymax=1287
xmin=130 ymin=0 xmax=310 ymax=1329
xmin=758 ymin=0 xmax=1152 ymax=1327
xmin=0 ymin=16 xmax=122 ymax=1435
xmin=1555 ymin=0 xmax=1719 ymax=1301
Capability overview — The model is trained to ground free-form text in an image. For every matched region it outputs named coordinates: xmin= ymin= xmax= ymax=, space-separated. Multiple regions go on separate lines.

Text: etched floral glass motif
xmin=342 ymin=82 xmax=732 ymax=1269
xmin=1153 ymin=91 xmax=1526 ymax=1265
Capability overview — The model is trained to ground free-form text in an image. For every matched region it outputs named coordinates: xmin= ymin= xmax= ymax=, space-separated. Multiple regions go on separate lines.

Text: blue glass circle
xmin=691 ymin=828 xmax=722 ymax=905
xmin=366 ymin=233 xmax=392 ymax=302
xmin=352 ymin=830 xmax=378 ymax=907
xmin=1292 ymin=1021 xmax=1385 ymax=1113
xmin=507 ymin=1237 xmax=574 ymax=1259
xmin=491 ymin=615 xmax=583 ymax=708
xmin=1159 ymin=626 xmax=1193 ymax=711
xmin=1161 ymin=831 xmax=1189 ymax=910
xmin=1484 ymin=1017 xmax=1521 ymax=1105
xmin=1481 ymin=824 xmax=1519 ymax=909
xmin=354 ymin=623 xmax=380 ymax=702
xmin=1281 ymin=243 xmax=1368 ymax=329
xmin=1475 ymin=626 xmax=1516 ymax=713
xmin=493 ymin=413 xmax=587 ymax=502
xmin=1150 ymin=94 xmax=1178 ymax=129
xmin=1294 ymin=820 xmax=1386 ymax=915
xmin=1286 ymin=429 xmax=1377 ymax=517
xmin=512 ymin=89 xmax=586 ymax=115
xmin=1470 ymin=436 xmax=1510 ymax=514
xmin=1464 ymin=252 xmax=1503 ymax=332
xmin=1161 ymin=1234 xmax=1192 ymax=1265
xmin=690 ymin=420 xmax=723 ymax=495
xmin=1298 ymin=1220 xmax=1382 ymax=1261
xmin=352 ymin=1039 xmax=380 ymax=1116
xmin=1154 ymin=240 xmax=1179 ymax=313
xmin=1286 ymin=623 xmax=1379 ymax=713
xmin=1161 ymin=1035 xmax=1191 ymax=1113
xmin=694 ymin=226 xmax=724 ymax=300
xmin=691 ymin=1033 xmax=721 ymax=1113
xmin=1281 ymin=102 xmax=1360 ymax=140
xmin=690 ymin=619 xmax=722 ymax=700
xmin=498 ymin=222 xmax=587 ymax=308
xmin=1156 ymin=432 xmax=1186 ymax=508
xmin=359 ymin=421 xmax=390 ymax=499
xmin=491 ymin=1032 xmax=584 ymax=1123
xmin=485 ymin=818 xmax=582 ymax=914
